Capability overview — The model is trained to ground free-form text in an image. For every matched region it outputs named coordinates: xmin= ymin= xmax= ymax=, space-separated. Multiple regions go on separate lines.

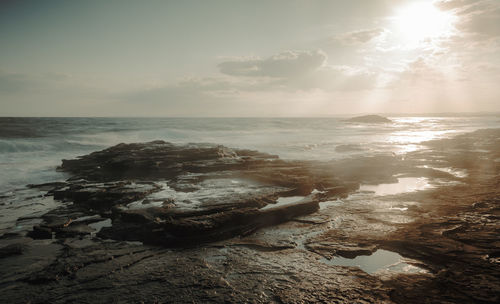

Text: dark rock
xmin=335 ymin=246 xmax=377 ymax=259
xmin=27 ymin=181 xmax=68 ymax=192
xmin=28 ymin=225 xmax=52 ymax=239
xmin=101 ymin=195 xmax=320 ymax=246
xmin=56 ymin=224 xmax=95 ymax=238
xmin=0 ymin=243 xmax=25 ymax=258
xmin=38 ymin=141 xmax=356 ymax=246
xmin=345 ymin=115 xmax=392 ymax=123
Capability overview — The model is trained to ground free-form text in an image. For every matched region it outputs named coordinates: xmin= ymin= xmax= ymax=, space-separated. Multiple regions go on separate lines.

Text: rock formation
xmin=346 ymin=115 xmax=392 ymax=123
xmin=1 ymin=129 xmax=499 ymax=303
xmin=29 ymin=141 xmax=357 ymax=246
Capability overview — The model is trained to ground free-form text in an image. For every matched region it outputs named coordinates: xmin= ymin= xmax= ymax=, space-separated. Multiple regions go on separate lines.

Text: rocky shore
xmin=1 ymin=129 xmax=499 ymax=303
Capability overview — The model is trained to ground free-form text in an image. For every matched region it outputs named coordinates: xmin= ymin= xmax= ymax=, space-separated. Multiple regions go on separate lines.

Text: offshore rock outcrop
xmin=345 ymin=114 xmax=392 ymax=123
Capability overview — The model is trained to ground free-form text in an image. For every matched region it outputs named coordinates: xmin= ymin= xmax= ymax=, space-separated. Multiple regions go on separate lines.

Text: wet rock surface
xmin=1 ymin=129 xmax=499 ymax=303
xmin=31 ymin=141 xmax=355 ymax=247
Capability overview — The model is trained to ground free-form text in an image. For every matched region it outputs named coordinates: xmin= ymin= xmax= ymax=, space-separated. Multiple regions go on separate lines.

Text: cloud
xmin=436 ymin=0 xmax=500 ymax=40
xmin=435 ymin=0 xmax=478 ymax=11
xmin=430 ymin=0 xmax=500 ymax=87
xmin=118 ymin=49 xmax=379 ymax=116
xmin=117 ymin=77 xmax=298 ymax=116
xmin=334 ymin=28 xmax=385 ymax=45
xmin=216 ymin=49 xmax=378 ymax=92
xmin=278 ymin=65 xmax=377 ymax=91
xmin=1 ymin=46 xmax=380 ymax=117
xmin=389 ymin=57 xmax=446 ymax=87
xmin=218 ymin=50 xmax=327 ymax=78
xmin=119 ymin=77 xmax=265 ymax=114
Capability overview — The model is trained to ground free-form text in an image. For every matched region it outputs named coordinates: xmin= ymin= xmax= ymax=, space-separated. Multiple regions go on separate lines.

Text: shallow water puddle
xmin=71 ymin=215 xmax=112 ymax=235
xmin=260 ymin=196 xmax=306 ymax=210
xmin=126 ymin=179 xmax=280 ymax=210
xmin=321 ymin=249 xmax=425 ymax=274
xmin=360 ymin=177 xmax=432 ymax=196
xmin=89 ymin=218 xmax=112 ymax=233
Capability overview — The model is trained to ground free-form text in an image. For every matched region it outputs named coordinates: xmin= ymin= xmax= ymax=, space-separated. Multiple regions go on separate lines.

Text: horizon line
xmin=0 ymin=111 xmax=499 ymax=119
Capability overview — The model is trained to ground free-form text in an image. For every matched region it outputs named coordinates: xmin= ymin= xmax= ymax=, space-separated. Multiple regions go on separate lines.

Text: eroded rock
xmin=3 ymin=129 xmax=498 ymax=303
xmin=30 ymin=141 xmax=355 ymax=246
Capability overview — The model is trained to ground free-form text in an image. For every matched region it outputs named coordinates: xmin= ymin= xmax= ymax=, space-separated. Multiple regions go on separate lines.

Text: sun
xmin=391 ymin=1 xmax=456 ymax=47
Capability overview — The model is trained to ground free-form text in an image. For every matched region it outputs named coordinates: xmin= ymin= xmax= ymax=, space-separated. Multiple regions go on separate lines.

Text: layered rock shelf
xmin=29 ymin=141 xmax=357 ymax=246
xmin=1 ymin=129 xmax=499 ymax=303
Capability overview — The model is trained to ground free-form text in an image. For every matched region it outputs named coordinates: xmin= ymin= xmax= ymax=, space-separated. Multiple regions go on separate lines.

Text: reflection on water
xmin=387 ymin=117 xmax=464 ymax=154
xmin=389 ymin=130 xmax=450 ymax=144
xmin=360 ymin=177 xmax=432 ymax=196
xmin=322 ymin=249 xmax=425 ymax=274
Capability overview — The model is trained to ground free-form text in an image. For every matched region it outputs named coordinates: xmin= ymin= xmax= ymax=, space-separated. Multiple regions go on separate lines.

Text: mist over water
xmin=1 ymin=116 xmax=499 ymax=194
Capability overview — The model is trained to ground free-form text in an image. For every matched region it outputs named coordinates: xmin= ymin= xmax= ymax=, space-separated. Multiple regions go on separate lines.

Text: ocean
xmin=1 ymin=116 xmax=499 ymax=233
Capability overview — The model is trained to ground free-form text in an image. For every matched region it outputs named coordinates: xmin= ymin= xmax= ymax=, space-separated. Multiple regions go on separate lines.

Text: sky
xmin=0 ymin=0 xmax=499 ymax=116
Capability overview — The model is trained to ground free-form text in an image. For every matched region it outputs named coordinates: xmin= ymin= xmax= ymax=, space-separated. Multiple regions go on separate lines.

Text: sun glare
xmin=391 ymin=2 xmax=456 ymax=47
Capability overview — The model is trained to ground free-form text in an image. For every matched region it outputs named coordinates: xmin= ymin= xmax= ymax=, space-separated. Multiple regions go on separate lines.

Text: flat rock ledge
xmin=29 ymin=141 xmax=357 ymax=246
